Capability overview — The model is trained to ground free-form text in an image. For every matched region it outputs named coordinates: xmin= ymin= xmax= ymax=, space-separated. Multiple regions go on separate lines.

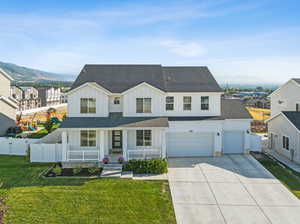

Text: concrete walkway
xmin=168 ymin=155 xmax=300 ymax=224
xmin=265 ymin=150 xmax=300 ymax=173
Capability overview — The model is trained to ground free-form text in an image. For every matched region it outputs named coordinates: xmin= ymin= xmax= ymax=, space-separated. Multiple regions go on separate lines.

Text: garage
xmin=167 ymin=132 xmax=214 ymax=157
xmin=223 ymin=131 xmax=244 ymax=154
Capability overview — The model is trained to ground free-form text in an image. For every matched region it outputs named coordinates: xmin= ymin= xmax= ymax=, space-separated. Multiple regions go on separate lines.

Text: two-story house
xmin=37 ymin=87 xmax=61 ymax=107
xmin=11 ymin=86 xmax=42 ymax=111
xmin=59 ymin=65 xmax=252 ymax=163
xmin=266 ymin=78 xmax=300 ymax=164
xmin=0 ymin=69 xmax=17 ymax=136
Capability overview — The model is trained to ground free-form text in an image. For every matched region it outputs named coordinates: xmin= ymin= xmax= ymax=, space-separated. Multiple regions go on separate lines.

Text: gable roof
xmin=221 ymin=98 xmax=252 ymax=119
xmin=269 ymin=78 xmax=300 ymax=97
xmin=71 ymin=64 xmax=223 ymax=93
xmin=0 ymin=68 xmax=13 ymax=81
xmin=292 ymin=78 xmax=300 ymax=85
xmin=282 ymin=111 xmax=300 ymax=131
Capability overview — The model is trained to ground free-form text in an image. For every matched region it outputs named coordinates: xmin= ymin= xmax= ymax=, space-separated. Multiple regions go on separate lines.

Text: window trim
xmin=166 ymin=96 xmax=174 ymax=111
xmin=201 ymin=96 xmax=209 ymax=110
xmin=183 ymin=96 xmax=192 ymax=111
xmin=136 ymin=98 xmax=152 ymax=113
xmin=80 ymin=98 xmax=96 ymax=114
xmin=282 ymin=135 xmax=290 ymax=151
xmin=136 ymin=130 xmax=152 ymax=146
xmin=80 ymin=130 xmax=97 ymax=147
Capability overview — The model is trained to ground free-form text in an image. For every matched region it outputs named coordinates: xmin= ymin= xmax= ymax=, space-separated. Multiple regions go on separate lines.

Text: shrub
xmin=123 ymin=159 xmax=168 ymax=174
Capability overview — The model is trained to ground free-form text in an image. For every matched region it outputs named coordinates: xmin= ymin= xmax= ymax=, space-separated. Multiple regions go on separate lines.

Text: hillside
xmin=0 ymin=61 xmax=75 ymax=82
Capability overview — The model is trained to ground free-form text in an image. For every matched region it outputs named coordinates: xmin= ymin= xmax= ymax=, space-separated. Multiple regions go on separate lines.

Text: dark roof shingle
xmin=292 ymin=78 xmax=300 ymax=85
xmin=221 ymin=98 xmax=252 ymax=119
xmin=71 ymin=64 xmax=223 ymax=93
xmin=282 ymin=111 xmax=300 ymax=131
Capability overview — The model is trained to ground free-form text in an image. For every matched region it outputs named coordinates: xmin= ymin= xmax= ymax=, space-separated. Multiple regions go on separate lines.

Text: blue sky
xmin=0 ymin=0 xmax=300 ymax=84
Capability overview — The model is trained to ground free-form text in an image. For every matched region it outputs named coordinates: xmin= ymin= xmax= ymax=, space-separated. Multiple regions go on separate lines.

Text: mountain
xmin=0 ymin=61 xmax=76 ymax=82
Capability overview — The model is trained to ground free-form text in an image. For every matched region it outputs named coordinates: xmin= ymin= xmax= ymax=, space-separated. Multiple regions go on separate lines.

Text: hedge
xmin=123 ymin=159 xmax=168 ymax=174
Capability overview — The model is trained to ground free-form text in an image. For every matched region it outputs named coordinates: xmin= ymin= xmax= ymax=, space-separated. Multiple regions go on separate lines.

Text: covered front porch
xmin=61 ymin=128 xmax=167 ymax=163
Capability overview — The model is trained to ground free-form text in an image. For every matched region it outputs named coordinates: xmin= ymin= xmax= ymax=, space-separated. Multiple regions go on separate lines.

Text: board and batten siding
xmin=0 ymin=72 xmax=11 ymax=97
xmin=108 ymin=95 xmax=123 ymax=112
xmin=268 ymin=115 xmax=300 ymax=163
xmin=68 ymin=85 xmax=109 ymax=117
xmin=123 ymin=83 xmax=222 ymax=117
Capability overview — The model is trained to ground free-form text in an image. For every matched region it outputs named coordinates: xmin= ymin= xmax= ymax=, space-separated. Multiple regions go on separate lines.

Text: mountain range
xmin=0 ymin=61 xmax=75 ymax=82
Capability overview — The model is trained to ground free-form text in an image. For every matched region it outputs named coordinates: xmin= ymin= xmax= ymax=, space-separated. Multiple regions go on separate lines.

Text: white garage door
xmin=167 ymin=132 xmax=214 ymax=157
xmin=223 ymin=131 xmax=244 ymax=154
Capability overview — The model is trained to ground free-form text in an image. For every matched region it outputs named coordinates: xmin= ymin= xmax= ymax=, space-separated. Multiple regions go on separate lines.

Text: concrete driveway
xmin=168 ymin=154 xmax=300 ymax=224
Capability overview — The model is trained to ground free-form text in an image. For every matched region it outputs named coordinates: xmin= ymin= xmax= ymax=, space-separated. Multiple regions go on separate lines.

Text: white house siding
xmin=0 ymin=100 xmax=17 ymax=136
xmin=268 ymin=115 xmax=300 ymax=164
xmin=68 ymin=85 xmax=109 ymax=117
xmin=222 ymin=119 xmax=251 ymax=152
xmin=0 ymin=72 xmax=11 ymax=97
xmin=127 ymin=129 xmax=163 ymax=150
xmin=271 ymin=80 xmax=300 ymax=117
xmin=108 ymin=95 xmax=123 ymax=112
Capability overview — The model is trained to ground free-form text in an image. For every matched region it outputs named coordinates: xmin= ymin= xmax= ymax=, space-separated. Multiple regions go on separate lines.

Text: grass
xmin=257 ymin=155 xmax=300 ymax=199
xmin=0 ymin=156 xmax=176 ymax=224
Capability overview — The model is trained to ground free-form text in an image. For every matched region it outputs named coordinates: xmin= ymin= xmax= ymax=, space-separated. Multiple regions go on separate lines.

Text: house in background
xmin=0 ymin=69 xmax=17 ymax=136
xmin=36 ymin=87 xmax=62 ymax=107
xmin=59 ymin=64 xmax=253 ymax=164
xmin=266 ymin=78 xmax=300 ymax=164
xmin=11 ymin=86 xmax=41 ymax=111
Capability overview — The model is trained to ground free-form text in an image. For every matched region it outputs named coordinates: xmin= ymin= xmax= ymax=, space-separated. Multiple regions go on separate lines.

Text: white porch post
xmin=62 ymin=131 xmax=67 ymax=161
xmin=122 ymin=130 xmax=128 ymax=160
xmin=161 ymin=129 xmax=167 ymax=158
xmin=99 ymin=130 xmax=105 ymax=160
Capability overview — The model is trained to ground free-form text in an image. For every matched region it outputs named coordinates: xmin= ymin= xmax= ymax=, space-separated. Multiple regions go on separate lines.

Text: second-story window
xmin=183 ymin=96 xmax=192 ymax=111
xmin=114 ymin=97 xmax=120 ymax=105
xmin=80 ymin=98 xmax=96 ymax=113
xmin=166 ymin=96 xmax=174 ymax=111
xmin=136 ymin=98 xmax=151 ymax=113
xmin=201 ymin=96 xmax=209 ymax=110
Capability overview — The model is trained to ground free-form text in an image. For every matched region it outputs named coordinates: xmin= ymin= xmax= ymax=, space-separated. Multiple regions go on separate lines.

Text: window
xmin=80 ymin=98 xmax=96 ymax=113
xmin=296 ymin=103 xmax=300 ymax=112
xmin=80 ymin=130 xmax=96 ymax=147
xmin=283 ymin=136 xmax=289 ymax=150
xmin=114 ymin=97 xmax=120 ymax=105
xmin=136 ymin=130 xmax=152 ymax=146
xmin=183 ymin=96 xmax=192 ymax=111
xmin=166 ymin=96 xmax=174 ymax=111
xmin=136 ymin=98 xmax=151 ymax=113
xmin=201 ymin=96 xmax=209 ymax=110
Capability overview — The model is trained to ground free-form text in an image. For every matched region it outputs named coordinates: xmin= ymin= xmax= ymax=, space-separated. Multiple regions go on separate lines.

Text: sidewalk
xmin=265 ymin=149 xmax=300 ymax=173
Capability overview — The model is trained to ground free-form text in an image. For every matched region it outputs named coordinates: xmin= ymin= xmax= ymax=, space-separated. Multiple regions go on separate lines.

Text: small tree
xmin=44 ymin=119 xmax=54 ymax=133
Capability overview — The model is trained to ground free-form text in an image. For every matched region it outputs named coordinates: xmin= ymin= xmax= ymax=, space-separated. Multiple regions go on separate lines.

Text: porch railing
xmin=67 ymin=150 xmax=100 ymax=161
xmin=127 ymin=149 xmax=161 ymax=160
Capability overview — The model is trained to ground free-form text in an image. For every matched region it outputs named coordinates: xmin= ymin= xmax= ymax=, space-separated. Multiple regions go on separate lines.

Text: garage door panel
xmin=167 ymin=132 xmax=214 ymax=157
xmin=223 ymin=131 xmax=244 ymax=154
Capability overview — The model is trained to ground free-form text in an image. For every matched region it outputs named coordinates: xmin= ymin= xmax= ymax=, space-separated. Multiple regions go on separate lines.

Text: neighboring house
xmin=37 ymin=87 xmax=61 ymax=107
xmin=60 ymin=92 xmax=68 ymax=103
xmin=59 ymin=64 xmax=252 ymax=163
xmin=0 ymin=69 xmax=18 ymax=136
xmin=266 ymin=79 xmax=300 ymax=163
xmin=11 ymin=86 xmax=42 ymax=111
xmin=244 ymin=97 xmax=270 ymax=109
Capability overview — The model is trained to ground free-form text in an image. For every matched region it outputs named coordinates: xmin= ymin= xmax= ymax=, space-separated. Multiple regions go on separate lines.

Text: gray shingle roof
xmin=71 ymin=64 xmax=223 ymax=93
xmin=221 ymin=98 xmax=252 ymax=119
xmin=292 ymin=78 xmax=300 ymax=85
xmin=282 ymin=111 xmax=300 ymax=131
xmin=60 ymin=113 xmax=169 ymax=129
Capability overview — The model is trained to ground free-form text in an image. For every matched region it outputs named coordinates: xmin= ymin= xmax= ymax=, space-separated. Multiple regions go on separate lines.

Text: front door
xmin=112 ymin=130 xmax=122 ymax=150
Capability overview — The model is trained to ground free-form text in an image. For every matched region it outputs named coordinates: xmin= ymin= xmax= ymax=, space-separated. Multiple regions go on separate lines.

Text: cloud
xmin=160 ymin=40 xmax=206 ymax=57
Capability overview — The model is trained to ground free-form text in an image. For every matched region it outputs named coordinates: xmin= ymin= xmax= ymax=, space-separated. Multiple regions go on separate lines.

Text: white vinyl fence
xmin=0 ymin=137 xmax=38 ymax=156
xmin=250 ymin=134 xmax=262 ymax=152
xmin=30 ymin=144 xmax=62 ymax=162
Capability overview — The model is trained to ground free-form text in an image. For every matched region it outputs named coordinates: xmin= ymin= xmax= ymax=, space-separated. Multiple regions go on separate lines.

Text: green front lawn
xmin=257 ymin=155 xmax=300 ymax=199
xmin=0 ymin=156 xmax=176 ymax=224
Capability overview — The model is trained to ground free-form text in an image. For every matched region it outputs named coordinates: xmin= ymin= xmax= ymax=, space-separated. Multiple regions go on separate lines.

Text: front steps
xmin=100 ymin=163 xmax=133 ymax=178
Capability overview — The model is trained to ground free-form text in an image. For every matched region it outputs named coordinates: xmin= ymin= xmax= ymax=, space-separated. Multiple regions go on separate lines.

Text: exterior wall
xmin=127 ymin=129 xmax=163 ymax=150
xmin=268 ymin=115 xmax=300 ymax=164
xmin=11 ymin=86 xmax=23 ymax=101
xmin=123 ymin=83 xmax=222 ymax=117
xmin=0 ymin=73 xmax=11 ymax=97
xmin=271 ymin=81 xmax=300 ymax=116
xmin=0 ymin=101 xmax=16 ymax=136
xmin=109 ymin=95 xmax=123 ymax=112
xmin=68 ymin=85 xmax=109 ymax=117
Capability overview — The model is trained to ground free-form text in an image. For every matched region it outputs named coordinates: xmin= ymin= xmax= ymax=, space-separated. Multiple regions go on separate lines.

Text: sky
xmin=0 ymin=0 xmax=300 ymax=85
